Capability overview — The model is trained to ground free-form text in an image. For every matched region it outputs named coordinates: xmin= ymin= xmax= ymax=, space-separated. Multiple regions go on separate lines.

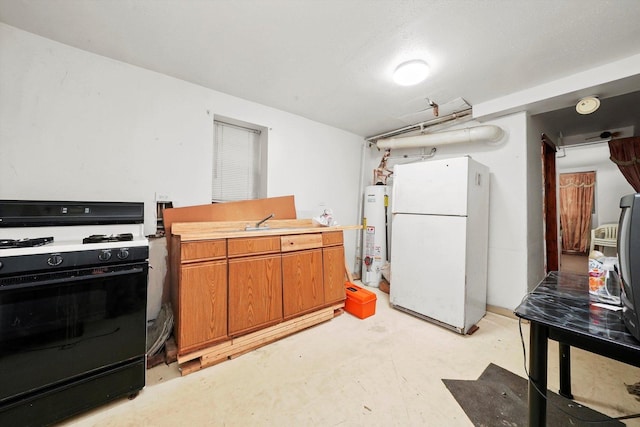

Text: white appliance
xmin=362 ymin=185 xmax=389 ymax=287
xmin=389 ymin=156 xmax=490 ymax=334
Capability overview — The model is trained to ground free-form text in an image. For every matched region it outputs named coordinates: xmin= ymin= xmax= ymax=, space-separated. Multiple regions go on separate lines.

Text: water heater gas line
xmin=375 ymin=125 xmax=504 ymax=150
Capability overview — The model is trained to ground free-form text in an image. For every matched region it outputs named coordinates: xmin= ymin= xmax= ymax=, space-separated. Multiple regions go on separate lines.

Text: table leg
xmin=529 ymin=321 xmax=548 ymax=427
xmin=559 ymin=342 xmax=573 ymax=399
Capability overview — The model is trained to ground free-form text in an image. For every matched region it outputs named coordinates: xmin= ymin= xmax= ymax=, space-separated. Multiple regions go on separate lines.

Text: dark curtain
xmin=609 ymin=137 xmax=640 ymax=191
xmin=559 ymin=172 xmax=595 ymax=253
xmin=542 ymin=134 xmax=559 ymax=272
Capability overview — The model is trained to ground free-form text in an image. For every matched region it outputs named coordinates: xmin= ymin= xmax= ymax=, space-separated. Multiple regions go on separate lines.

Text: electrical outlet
xmin=155 ymin=193 xmax=170 ymax=202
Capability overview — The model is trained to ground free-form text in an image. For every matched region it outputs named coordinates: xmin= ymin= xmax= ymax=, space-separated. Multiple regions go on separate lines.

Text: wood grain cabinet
xmin=282 ymin=248 xmax=324 ymax=318
xmin=172 ymin=238 xmax=227 ymax=355
xmin=322 ymin=245 xmax=346 ymax=304
xmin=281 ymin=234 xmax=325 ymax=318
xmin=227 ymin=236 xmax=283 ymax=336
xmin=170 ymin=225 xmax=349 ymax=370
xmin=178 ymin=260 xmax=227 ymax=351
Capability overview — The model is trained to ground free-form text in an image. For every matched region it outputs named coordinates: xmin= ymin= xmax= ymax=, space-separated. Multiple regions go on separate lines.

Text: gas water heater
xmin=362 ymin=185 xmax=389 ymax=287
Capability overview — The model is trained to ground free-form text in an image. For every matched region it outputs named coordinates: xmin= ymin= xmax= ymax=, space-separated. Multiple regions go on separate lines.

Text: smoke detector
xmin=576 ymin=96 xmax=600 ymax=115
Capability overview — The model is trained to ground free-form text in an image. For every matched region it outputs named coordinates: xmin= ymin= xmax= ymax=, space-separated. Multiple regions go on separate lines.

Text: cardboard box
xmin=344 ymin=283 xmax=377 ymax=319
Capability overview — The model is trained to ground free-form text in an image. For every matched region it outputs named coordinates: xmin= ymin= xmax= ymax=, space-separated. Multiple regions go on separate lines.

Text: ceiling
xmin=2 ymin=0 xmax=640 ymax=139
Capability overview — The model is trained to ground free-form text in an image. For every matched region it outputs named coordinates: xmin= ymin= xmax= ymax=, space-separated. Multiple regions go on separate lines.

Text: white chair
xmin=590 ymin=223 xmax=618 ymax=253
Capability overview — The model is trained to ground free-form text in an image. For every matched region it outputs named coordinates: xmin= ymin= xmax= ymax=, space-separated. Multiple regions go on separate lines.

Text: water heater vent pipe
xmin=375 ymin=125 xmax=504 ymax=150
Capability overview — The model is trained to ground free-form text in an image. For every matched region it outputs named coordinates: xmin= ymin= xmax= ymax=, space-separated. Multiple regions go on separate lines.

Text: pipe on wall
xmin=376 ymin=125 xmax=504 ymax=150
xmin=354 ymin=139 xmax=367 ymax=278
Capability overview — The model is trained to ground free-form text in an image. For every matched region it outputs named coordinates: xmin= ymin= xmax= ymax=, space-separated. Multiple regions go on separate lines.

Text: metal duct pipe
xmin=365 ymin=108 xmax=472 ymax=142
xmin=376 ymin=125 xmax=504 ymax=150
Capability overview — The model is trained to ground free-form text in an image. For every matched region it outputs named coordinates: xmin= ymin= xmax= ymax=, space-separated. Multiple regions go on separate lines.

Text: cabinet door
xmin=228 ymin=254 xmax=283 ymax=336
xmin=323 ymin=245 xmax=346 ymax=304
xmin=179 ymin=260 xmax=228 ymax=351
xmin=282 ymin=248 xmax=324 ymax=317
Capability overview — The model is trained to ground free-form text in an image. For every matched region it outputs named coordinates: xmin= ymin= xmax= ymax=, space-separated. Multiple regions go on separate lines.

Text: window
xmin=212 ymin=118 xmax=267 ymax=202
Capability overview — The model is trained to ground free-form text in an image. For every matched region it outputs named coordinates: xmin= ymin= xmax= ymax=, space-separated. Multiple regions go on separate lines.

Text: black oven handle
xmin=0 ymin=265 xmax=147 ymax=291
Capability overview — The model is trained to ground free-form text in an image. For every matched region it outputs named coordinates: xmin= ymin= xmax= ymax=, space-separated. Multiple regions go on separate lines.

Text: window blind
xmin=212 ymin=121 xmax=262 ymax=202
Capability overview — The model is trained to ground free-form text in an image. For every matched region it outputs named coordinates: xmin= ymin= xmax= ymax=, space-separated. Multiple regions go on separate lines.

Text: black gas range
xmin=0 ymin=200 xmax=149 ymax=426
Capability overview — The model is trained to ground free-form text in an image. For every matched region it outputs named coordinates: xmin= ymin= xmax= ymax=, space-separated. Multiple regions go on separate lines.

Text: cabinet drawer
xmin=228 ymin=236 xmax=281 ymax=257
xmin=322 ymin=231 xmax=343 ymax=247
xmin=181 ymin=240 xmax=226 ymax=262
xmin=281 ymin=233 xmax=322 ymax=252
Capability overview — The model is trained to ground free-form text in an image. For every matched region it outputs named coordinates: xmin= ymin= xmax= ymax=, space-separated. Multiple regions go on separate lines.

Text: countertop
xmin=171 ymin=219 xmax=361 ymax=241
xmin=514 ymin=271 xmax=640 ymax=350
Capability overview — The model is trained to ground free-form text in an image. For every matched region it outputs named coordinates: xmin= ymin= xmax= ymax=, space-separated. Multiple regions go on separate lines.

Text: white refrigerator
xmin=389 ymin=156 xmax=490 ymax=334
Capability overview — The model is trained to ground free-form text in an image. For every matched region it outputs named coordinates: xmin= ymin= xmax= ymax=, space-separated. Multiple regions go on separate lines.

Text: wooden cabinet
xmin=178 ymin=260 xmax=227 ymax=352
xmin=322 ymin=231 xmax=346 ymax=305
xmin=228 ymin=236 xmax=280 ymax=257
xmin=281 ymin=233 xmax=323 ymax=252
xmin=171 ymin=225 xmax=350 ymax=369
xmin=281 ymin=234 xmax=325 ymax=318
xmin=181 ymin=240 xmax=226 ymax=262
xmin=322 ymin=245 xmax=346 ymax=304
xmin=282 ymin=248 xmax=324 ymax=318
xmin=172 ymin=238 xmax=227 ymax=355
xmin=322 ymin=231 xmax=344 ymax=247
xmin=228 ymin=237 xmax=283 ymax=336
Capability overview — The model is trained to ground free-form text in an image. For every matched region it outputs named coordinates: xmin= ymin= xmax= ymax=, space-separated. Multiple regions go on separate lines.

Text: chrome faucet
xmin=245 ymin=213 xmax=275 ymax=230
xmin=256 ymin=213 xmax=275 ymax=228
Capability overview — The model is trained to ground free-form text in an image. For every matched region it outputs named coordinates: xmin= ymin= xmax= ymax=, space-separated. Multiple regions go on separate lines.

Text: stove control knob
xmin=47 ymin=254 xmax=63 ymax=267
xmin=117 ymin=249 xmax=130 ymax=260
xmin=98 ymin=250 xmax=112 ymax=261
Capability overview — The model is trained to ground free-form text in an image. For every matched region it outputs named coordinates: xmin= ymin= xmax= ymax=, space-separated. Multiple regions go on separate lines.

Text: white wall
xmin=10 ymin=22 xmax=630 ymax=315
xmin=525 ymin=115 xmax=546 ymax=292
xmin=0 ymin=24 xmax=364 ymax=317
xmin=364 ymin=112 xmax=536 ymax=310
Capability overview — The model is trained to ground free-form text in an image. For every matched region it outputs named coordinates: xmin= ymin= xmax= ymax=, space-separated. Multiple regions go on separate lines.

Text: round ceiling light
xmin=393 ymin=60 xmax=430 ymax=86
xmin=576 ymin=96 xmax=600 ymax=115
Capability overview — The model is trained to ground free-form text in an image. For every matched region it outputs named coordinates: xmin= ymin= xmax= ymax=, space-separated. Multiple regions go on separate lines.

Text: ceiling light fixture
xmin=393 ymin=60 xmax=430 ymax=86
xmin=575 ymin=96 xmax=600 ymax=115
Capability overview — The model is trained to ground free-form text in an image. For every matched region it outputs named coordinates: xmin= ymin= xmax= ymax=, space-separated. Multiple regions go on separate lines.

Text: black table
xmin=514 ymin=271 xmax=640 ymax=427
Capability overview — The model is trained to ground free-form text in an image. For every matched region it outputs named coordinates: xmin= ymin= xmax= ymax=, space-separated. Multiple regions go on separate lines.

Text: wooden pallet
xmin=177 ymin=303 xmax=344 ymax=376
xmin=146 ymin=336 xmax=178 ymax=369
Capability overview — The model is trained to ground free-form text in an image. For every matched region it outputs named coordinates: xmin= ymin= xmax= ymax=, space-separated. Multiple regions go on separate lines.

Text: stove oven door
xmin=0 ymin=262 xmax=148 ymax=406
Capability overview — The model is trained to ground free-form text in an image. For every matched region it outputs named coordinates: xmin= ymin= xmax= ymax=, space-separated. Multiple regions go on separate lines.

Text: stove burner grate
xmin=0 ymin=236 xmax=54 ymax=249
xmin=82 ymin=233 xmax=134 ymax=244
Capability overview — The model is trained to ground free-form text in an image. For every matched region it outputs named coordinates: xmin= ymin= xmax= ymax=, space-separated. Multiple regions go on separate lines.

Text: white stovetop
xmin=0 ymin=237 xmax=149 ymax=257
xmin=0 ymin=223 xmax=147 ymax=257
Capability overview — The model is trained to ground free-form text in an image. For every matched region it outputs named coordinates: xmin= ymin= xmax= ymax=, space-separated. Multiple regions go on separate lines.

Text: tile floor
xmin=62 ymin=285 xmax=640 ymax=426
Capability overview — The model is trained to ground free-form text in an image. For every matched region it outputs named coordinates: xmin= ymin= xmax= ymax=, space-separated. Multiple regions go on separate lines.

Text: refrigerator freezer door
xmin=392 ymin=157 xmax=470 ymax=216
xmin=389 ymin=213 xmax=467 ymax=330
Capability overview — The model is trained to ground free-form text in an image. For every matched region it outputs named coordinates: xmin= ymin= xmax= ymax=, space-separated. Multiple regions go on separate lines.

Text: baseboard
xmin=486 ymin=304 xmax=518 ymax=319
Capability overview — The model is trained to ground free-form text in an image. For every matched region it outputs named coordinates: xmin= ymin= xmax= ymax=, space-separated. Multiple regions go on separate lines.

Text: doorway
xmin=542 ymin=139 xmax=593 ymax=275
xmin=559 ymin=171 xmax=595 ymax=255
